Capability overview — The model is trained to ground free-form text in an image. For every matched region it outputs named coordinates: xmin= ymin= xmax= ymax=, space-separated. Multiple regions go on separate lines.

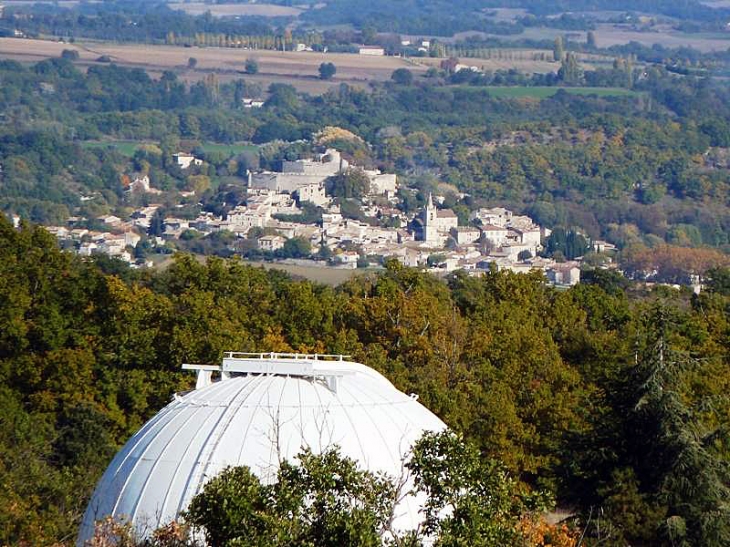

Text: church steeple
xmin=422 ymin=192 xmax=439 ymax=243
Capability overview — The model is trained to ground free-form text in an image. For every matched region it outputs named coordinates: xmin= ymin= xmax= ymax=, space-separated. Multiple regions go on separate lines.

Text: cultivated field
xmin=0 ymin=38 xmax=588 ymax=93
xmin=1 ymin=0 xmax=85 ymax=5
xmin=701 ymin=0 xmax=730 ymax=7
xmin=594 ymin=23 xmax=730 ymax=53
xmin=244 ymin=261 xmax=368 ymax=285
xmin=449 ymin=22 xmax=730 ymax=54
xmin=167 ymin=2 xmax=305 ymax=17
xmin=0 ymin=38 xmax=425 ymax=93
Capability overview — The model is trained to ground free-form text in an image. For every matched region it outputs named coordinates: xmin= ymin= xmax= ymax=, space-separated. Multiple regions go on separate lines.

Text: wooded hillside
xmin=1 ymin=216 xmax=729 ymax=545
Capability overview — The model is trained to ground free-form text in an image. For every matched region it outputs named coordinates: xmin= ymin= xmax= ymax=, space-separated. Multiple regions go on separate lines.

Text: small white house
xmin=258 ymin=235 xmax=286 ymax=252
xmin=546 ymin=264 xmax=581 ymax=286
xmin=242 ymin=98 xmax=265 ymax=108
xmin=127 ymin=175 xmax=162 ymax=195
xmin=78 ymin=242 xmax=98 ymax=256
xmin=173 ymin=153 xmax=204 ymax=170
xmin=337 ymin=251 xmax=360 ymax=269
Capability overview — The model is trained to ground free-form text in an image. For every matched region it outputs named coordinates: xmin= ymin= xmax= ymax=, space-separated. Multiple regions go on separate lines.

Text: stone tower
xmin=422 ymin=193 xmax=439 ymax=244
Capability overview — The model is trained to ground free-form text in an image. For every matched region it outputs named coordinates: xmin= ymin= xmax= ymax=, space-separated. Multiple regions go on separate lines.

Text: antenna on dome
xmin=183 ymin=352 xmax=354 ymax=393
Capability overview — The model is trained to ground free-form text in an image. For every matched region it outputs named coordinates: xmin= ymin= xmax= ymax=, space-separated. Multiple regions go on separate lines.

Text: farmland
xmin=442 ymin=21 xmax=730 ymax=54
xmin=0 ymin=38 xmax=425 ymax=93
xmin=0 ymin=37 xmax=574 ymax=94
xmin=167 ymin=2 xmax=305 ymax=17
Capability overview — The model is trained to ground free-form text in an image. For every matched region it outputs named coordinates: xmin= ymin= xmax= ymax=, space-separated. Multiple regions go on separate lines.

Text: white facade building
xmin=173 ymin=153 xmax=203 ymax=169
xmin=470 ymin=207 xmax=513 ymax=227
xmin=450 ymin=226 xmax=481 ymax=246
xmin=294 ymin=182 xmax=329 ymax=206
xmin=481 ymin=224 xmax=509 ymax=247
xmin=258 ymin=234 xmax=286 ymax=251
xmin=364 ymin=170 xmax=398 ymax=196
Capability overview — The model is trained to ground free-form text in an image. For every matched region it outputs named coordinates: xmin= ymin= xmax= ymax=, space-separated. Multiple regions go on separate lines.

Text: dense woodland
xmin=1 ymin=216 xmax=730 ymax=545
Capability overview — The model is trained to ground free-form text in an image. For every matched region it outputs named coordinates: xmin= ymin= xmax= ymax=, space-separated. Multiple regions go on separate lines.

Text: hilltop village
xmin=32 ymin=146 xmax=601 ymax=286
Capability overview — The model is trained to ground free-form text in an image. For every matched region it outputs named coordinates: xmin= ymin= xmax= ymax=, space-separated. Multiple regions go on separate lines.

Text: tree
xmin=60 ymin=49 xmax=79 ymax=61
xmin=619 ymin=311 xmax=730 ymax=545
xmin=147 ymin=209 xmax=166 ymax=237
xmin=553 ymin=36 xmax=564 ymax=62
xmin=278 ymin=237 xmax=311 ymax=259
xmin=391 ymin=68 xmax=413 ymax=85
xmin=319 ymin=62 xmax=337 ymax=80
xmin=185 ymin=447 xmax=396 ymax=547
xmin=586 ymin=31 xmax=597 ymax=49
xmin=187 ymin=57 xmax=197 ymax=69
xmin=558 ymin=53 xmax=582 ymax=85
xmin=361 ymin=25 xmax=377 ymax=45
xmin=325 ymin=168 xmax=370 ymax=199
xmin=408 ymin=431 xmax=553 ymax=545
xmin=705 ymin=266 xmax=730 ymax=295
xmin=517 ymin=250 xmax=532 ymax=261
xmin=544 ymin=227 xmax=589 ymax=260
xmin=184 ymin=433 xmax=555 ymax=547
xmin=186 ymin=174 xmax=210 ymax=195
xmin=244 ymin=58 xmax=259 ymax=75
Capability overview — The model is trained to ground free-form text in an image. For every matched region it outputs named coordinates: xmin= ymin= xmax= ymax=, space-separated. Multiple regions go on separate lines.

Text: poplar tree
xmin=553 ymin=36 xmax=564 ymax=62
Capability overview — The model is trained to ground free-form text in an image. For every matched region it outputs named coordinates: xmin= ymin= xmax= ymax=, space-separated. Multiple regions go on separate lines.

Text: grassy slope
xmin=81 ymin=140 xmax=258 ymax=157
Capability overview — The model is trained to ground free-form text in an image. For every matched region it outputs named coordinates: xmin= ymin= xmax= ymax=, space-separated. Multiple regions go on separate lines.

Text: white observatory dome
xmin=78 ymin=353 xmax=446 ymax=544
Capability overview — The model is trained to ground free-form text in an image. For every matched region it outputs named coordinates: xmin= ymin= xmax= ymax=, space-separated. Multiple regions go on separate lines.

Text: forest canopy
xmin=1 ymin=216 xmax=729 ymax=545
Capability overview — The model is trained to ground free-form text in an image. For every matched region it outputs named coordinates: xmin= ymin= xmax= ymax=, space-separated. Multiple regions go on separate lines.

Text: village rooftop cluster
xmin=28 ymin=147 xmax=610 ymax=286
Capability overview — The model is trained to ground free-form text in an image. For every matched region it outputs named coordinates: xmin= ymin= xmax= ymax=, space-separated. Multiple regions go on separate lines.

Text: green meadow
xmin=81 ymin=140 xmax=258 ymax=157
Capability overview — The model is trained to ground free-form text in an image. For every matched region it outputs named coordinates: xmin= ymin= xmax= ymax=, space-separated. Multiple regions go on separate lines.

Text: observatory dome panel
xmin=78 ymin=357 xmax=446 ymax=545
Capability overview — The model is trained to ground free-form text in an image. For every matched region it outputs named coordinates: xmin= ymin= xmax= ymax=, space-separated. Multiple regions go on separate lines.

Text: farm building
xmin=358 ymin=46 xmax=385 ymax=56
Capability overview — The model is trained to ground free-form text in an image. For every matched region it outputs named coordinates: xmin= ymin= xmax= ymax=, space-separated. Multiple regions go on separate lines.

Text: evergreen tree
xmin=318 ymin=62 xmax=337 ymax=80
xmin=244 ymin=58 xmax=259 ymax=75
xmin=630 ymin=312 xmax=730 ymax=546
xmin=147 ymin=209 xmax=165 ymax=237
xmin=586 ymin=31 xmax=597 ymax=49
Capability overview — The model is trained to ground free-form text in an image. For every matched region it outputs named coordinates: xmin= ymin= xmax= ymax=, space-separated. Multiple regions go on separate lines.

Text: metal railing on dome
xmin=223 ymin=352 xmax=351 ymax=361
xmin=183 ymin=353 xmax=357 ymax=392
